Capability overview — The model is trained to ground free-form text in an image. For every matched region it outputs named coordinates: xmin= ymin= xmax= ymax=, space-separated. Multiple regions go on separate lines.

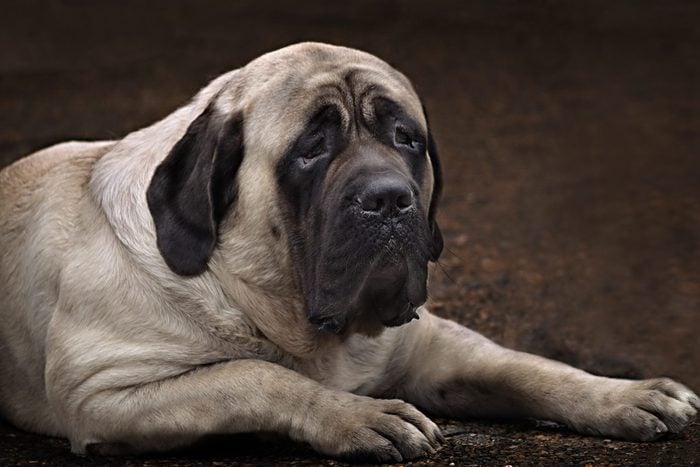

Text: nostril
xmin=397 ymin=192 xmax=413 ymax=210
xmin=357 ymin=177 xmax=414 ymax=217
xmin=360 ymin=195 xmax=383 ymax=212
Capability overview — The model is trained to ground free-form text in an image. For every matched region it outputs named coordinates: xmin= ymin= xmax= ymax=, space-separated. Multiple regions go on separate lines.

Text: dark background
xmin=1 ymin=1 xmax=698 ymax=464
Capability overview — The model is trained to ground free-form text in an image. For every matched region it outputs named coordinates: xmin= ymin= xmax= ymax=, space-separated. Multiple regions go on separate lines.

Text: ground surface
xmin=1 ymin=1 xmax=698 ymax=465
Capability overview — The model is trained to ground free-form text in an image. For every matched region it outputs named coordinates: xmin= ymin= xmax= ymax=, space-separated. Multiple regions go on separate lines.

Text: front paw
xmin=298 ymin=393 xmax=444 ymax=462
xmin=576 ymin=377 xmax=699 ymax=441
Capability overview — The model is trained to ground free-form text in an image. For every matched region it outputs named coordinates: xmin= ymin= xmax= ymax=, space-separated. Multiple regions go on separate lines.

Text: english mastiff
xmin=0 ymin=42 xmax=697 ymax=461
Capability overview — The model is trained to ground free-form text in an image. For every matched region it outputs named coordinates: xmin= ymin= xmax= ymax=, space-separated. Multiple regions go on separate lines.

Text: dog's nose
xmin=357 ymin=177 xmax=414 ymax=217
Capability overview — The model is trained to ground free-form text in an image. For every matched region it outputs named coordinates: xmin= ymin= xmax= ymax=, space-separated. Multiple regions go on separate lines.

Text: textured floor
xmin=1 ymin=1 xmax=699 ymax=465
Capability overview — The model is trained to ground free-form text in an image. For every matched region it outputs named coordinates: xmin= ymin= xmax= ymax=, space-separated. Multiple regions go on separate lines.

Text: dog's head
xmin=147 ymin=43 xmax=442 ymax=336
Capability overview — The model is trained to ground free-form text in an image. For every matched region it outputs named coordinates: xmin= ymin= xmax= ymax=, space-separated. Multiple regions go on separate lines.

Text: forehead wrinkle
xmin=306 ymin=82 xmax=353 ymax=133
xmin=344 ymin=68 xmax=425 ymax=129
xmin=239 ymin=57 xmax=424 ymax=162
xmin=360 ymin=93 xmax=426 ymax=135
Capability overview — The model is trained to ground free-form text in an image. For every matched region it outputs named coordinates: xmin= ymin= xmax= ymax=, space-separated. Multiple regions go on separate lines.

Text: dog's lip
xmin=381 ymin=302 xmax=421 ymax=327
xmin=307 ymin=245 xmax=427 ymax=334
xmin=308 ymin=301 xmax=420 ymax=333
xmin=364 ymin=257 xmax=407 ymax=290
xmin=308 ymin=313 xmax=345 ymax=334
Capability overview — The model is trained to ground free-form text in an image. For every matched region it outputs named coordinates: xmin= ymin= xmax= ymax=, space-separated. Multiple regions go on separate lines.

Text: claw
xmin=435 ymin=428 xmax=446 ymax=444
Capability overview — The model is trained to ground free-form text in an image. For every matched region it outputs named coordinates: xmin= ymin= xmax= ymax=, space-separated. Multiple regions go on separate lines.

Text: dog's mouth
xmin=308 ymin=248 xmax=428 ymax=334
xmin=297 ymin=191 xmax=434 ymax=335
xmin=360 ymin=256 xmax=425 ymax=326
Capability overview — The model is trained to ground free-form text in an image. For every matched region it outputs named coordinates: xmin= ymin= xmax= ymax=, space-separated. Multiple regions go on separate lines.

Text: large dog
xmin=0 ymin=43 xmax=697 ymax=461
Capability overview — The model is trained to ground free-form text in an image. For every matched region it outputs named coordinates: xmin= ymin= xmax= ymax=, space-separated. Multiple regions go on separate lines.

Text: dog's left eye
xmin=394 ymin=127 xmax=421 ymax=151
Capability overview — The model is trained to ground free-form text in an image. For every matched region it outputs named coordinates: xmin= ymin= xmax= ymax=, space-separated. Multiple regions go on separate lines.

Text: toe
xmin=636 ymin=391 xmax=696 ymax=433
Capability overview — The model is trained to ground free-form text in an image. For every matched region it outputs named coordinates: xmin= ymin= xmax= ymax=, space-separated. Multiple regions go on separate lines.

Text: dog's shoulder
xmin=1 ymin=141 xmax=115 ymax=207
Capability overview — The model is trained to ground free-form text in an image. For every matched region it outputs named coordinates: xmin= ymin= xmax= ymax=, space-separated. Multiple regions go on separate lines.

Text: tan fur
xmin=1 ymin=43 xmax=696 ymax=461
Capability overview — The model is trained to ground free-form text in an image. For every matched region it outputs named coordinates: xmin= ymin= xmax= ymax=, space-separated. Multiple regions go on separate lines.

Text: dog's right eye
xmin=300 ymin=137 xmax=326 ymax=165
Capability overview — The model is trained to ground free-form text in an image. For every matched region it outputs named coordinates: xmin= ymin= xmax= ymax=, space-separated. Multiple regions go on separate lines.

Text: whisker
xmin=435 ymin=260 xmax=458 ymax=285
xmin=444 ymin=244 xmax=465 ymax=262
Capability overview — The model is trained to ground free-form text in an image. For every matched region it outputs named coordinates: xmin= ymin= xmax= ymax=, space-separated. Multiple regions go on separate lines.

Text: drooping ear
xmin=422 ymin=104 xmax=444 ymax=262
xmin=426 ymin=129 xmax=444 ymax=261
xmin=146 ymin=104 xmax=244 ymax=276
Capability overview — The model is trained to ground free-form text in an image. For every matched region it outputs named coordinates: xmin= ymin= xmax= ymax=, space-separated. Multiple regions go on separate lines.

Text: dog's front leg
xmin=61 ymin=359 xmax=442 ymax=461
xmin=397 ymin=311 xmax=698 ymax=440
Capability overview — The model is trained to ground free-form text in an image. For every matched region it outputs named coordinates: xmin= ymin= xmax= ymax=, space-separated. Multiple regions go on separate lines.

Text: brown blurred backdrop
xmin=1 ymin=0 xmax=698 ymax=394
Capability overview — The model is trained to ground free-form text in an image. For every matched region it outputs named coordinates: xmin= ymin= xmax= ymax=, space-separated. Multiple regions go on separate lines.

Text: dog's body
xmin=1 ymin=43 xmax=697 ymax=461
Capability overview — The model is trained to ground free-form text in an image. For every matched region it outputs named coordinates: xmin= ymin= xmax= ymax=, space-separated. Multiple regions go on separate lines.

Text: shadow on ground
xmin=1 ymin=417 xmax=699 ymax=466
xmin=1 ymin=1 xmax=699 ymax=465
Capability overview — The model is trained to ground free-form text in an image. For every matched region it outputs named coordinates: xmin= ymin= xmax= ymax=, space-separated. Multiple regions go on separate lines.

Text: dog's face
xmin=147 ymin=43 xmax=442 ymax=335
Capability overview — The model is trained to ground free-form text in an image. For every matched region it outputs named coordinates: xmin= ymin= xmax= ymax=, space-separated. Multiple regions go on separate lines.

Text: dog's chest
xmin=299 ymin=330 xmax=403 ymax=395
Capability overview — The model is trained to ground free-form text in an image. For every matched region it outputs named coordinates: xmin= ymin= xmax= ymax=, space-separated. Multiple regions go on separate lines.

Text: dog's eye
xmin=394 ymin=127 xmax=420 ymax=150
xmin=301 ymin=137 xmax=326 ymax=165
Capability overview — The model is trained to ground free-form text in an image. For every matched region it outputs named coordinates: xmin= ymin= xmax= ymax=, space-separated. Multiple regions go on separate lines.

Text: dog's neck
xmin=208 ymin=220 xmax=339 ymax=358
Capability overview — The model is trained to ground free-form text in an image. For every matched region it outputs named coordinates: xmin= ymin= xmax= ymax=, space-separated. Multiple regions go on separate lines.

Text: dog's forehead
xmin=223 ymin=43 xmax=425 ymax=160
